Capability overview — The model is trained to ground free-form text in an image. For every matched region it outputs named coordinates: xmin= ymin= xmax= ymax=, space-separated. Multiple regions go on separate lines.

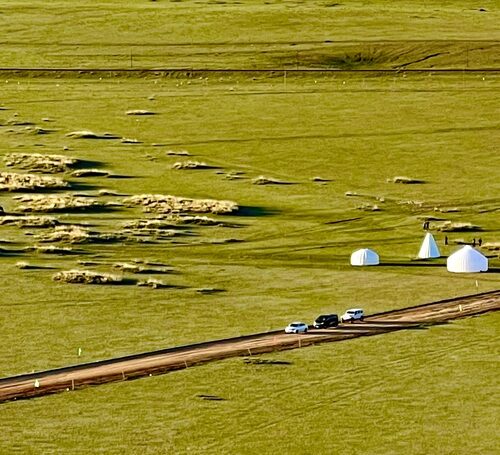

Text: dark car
xmin=313 ymin=314 xmax=339 ymax=329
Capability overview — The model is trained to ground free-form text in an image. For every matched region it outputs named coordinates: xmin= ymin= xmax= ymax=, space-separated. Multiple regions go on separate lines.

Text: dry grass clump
xmin=252 ymin=176 xmax=292 ymax=185
xmin=122 ymin=215 xmax=235 ymax=230
xmin=113 ymin=262 xmax=173 ymax=274
xmin=99 ymin=189 xmax=124 ymax=196
xmin=388 ymin=176 xmax=425 ymax=184
xmin=121 ymin=138 xmax=142 ymax=144
xmin=0 ymin=215 xmax=59 ymax=228
xmin=196 ymin=287 xmax=225 ymax=294
xmin=311 ymin=176 xmax=332 ymax=182
xmin=397 ymin=200 xmax=424 ymax=207
xmin=4 ymin=153 xmax=77 ymax=173
xmin=481 ymin=242 xmax=500 ymax=251
xmin=357 ymin=203 xmax=381 ymax=211
xmin=175 ymin=215 xmax=235 ymax=226
xmin=66 ymin=130 xmax=120 ymax=139
xmin=14 ymin=194 xmax=106 ymax=212
xmin=31 ymin=245 xmax=76 ymax=255
xmin=53 ymin=270 xmax=133 ymax=285
xmin=223 ymin=171 xmax=245 ymax=180
xmin=436 ymin=221 xmax=482 ymax=232
xmin=171 ymin=160 xmax=216 ymax=170
xmin=434 ymin=207 xmax=461 ymax=213
xmin=0 ymin=172 xmax=69 ymax=191
xmin=124 ymin=194 xmax=238 ymax=214
xmin=71 ymin=169 xmax=110 ymax=178
xmin=121 ymin=219 xmax=179 ymax=233
xmin=166 ymin=150 xmax=190 ymax=156
xmin=125 ymin=110 xmax=156 ymax=115
xmin=137 ymin=279 xmax=171 ymax=289
xmin=37 ymin=225 xmax=125 ymax=244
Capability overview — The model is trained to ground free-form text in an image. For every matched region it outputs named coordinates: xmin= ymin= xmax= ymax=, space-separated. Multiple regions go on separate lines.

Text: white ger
xmin=350 ymin=248 xmax=379 ymax=266
xmin=447 ymin=245 xmax=488 ymax=273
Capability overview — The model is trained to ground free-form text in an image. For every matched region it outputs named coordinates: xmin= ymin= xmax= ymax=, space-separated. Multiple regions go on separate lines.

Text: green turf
xmin=0 ymin=1 xmax=499 ymax=453
xmin=2 ymin=313 xmax=498 ymax=454
xmin=1 ymin=71 xmax=498 ymax=375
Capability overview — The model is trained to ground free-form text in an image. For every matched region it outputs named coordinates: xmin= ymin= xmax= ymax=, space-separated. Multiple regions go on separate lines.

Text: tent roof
xmin=447 ymin=245 xmax=488 ymax=273
xmin=350 ymin=248 xmax=379 ymax=266
xmin=418 ymin=232 xmax=441 ymax=259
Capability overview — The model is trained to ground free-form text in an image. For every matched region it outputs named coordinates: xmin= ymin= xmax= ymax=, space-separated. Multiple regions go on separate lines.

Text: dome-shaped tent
xmin=417 ymin=232 xmax=441 ymax=259
xmin=350 ymin=248 xmax=379 ymax=266
xmin=447 ymin=245 xmax=488 ymax=273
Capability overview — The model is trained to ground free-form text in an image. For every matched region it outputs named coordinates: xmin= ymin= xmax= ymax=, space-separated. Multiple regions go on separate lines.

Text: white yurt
xmin=417 ymin=232 xmax=441 ymax=259
xmin=350 ymin=248 xmax=379 ymax=266
xmin=446 ymin=245 xmax=488 ymax=273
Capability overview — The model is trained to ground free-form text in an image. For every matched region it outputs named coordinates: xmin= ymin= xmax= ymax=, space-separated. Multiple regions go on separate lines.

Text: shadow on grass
xmin=235 ymin=206 xmax=280 ymax=217
xmin=0 ymin=247 xmax=24 ymax=256
xmin=106 ymin=174 xmax=135 ymax=180
xmin=18 ymin=264 xmax=58 ymax=270
xmin=243 ymin=358 xmax=292 ymax=366
xmin=379 ymin=261 xmax=444 ymax=268
xmin=74 ymin=159 xmax=105 ymax=170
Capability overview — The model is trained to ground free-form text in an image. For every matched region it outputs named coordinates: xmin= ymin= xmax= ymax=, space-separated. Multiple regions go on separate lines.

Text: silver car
xmin=284 ymin=322 xmax=308 ymax=334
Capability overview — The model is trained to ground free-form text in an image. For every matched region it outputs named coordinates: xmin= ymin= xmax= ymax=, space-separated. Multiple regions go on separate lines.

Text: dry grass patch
xmin=388 ymin=176 xmax=425 ymax=184
xmin=124 ymin=194 xmax=238 ymax=215
xmin=136 ymin=278 xmax=171 ymax=289
xmin=0 ymin=172 xmax=69 ymax=191
xmin=357 ymin=203 xmax=381 ymax=211
xmin=125 ymin=110 xmax=156 ymax=116
xmin=113 ymin=262 xmax=173 ymax=274
xmin=252 ymin=175 xmax=293 ymax=185
xmin=53 ymin=270 xmax=134 ymax=285
xmin=66 ymin=130 xmax=120 ymax=139
xmin=14 ymin=194 xmax=107 ymax=212
xmin=166 ymin=150 xmax=190 ymax=156
xmin=171 ymin=160 xmax=216 ymax=170
xmin=4 ymin=153 xmax=78 ymax=173
xmin=124 ymin=215 xmax=238 ymax=229
xmin=71 ymin=169 xmax=110 ymax=178
xmin=311 ymin=176 xmax=332 ymax=182
xmin=31 ymin=245 xmax=76 ymax=255
xmin=436 ymin=221 xmax=482 ymax=232
xmin=0 ymin=215 xmax=59 ymax=228
xmin=37 ymin=225 xmax=125 ymax=244
xmin=481 ymin=242 xmax=500 ymax=251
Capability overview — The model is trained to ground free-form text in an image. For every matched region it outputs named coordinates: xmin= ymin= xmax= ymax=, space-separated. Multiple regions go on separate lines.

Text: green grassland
xmin=1 ymin=71 xmax=498 ymax=375
xmin=2 ymin=313 xmax=499 ymax=454
xmin=1 ymin=0 xmax=499 ymax=453
xmin=1 ymin=0 xmax=499 ymax=69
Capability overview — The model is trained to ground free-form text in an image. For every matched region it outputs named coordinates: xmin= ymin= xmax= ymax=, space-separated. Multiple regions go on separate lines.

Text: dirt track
xmin=1 ymin=290 xmax=498 ymax=404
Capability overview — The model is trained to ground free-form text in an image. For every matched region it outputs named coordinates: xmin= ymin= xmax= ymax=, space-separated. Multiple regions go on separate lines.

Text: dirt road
xmin=1 ymin=290 xmax=498 ymax=404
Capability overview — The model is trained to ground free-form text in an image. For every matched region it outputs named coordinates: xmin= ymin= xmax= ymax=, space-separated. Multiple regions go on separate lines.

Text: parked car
xmin=341 ymin=308 xmax=364 ymax=323
xmin=285 ymin=322 xmax=308 ymax=334
xmin=313 ymin=314 xmax=339 ymax=329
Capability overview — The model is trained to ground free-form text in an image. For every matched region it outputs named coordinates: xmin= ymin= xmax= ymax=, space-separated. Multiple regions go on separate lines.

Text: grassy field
xmin=2 ymin=313 xmax=498 ymax=454
xmin=1 ymin=0 xmax=499 ymax=453
xmin=1 ymin=0 xmax=499 ymax=69
xmin=1 ymin=71 xmax=498 ymax=375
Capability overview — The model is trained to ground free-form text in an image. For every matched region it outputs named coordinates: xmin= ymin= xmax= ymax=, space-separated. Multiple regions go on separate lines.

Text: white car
xmin=285 ymin=322 xmax=308 ymax=334
xmin=341 ymin=308 xmax=364 ymax=323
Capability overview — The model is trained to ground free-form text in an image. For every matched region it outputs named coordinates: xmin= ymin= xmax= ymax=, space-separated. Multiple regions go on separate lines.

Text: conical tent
xmin=418 ymin=233 xmax=441 ymax=259
xmin=447 ymin=245 xmax=488 ymax=273
xmin=350 ymin=248 xmax=379 ymax=266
